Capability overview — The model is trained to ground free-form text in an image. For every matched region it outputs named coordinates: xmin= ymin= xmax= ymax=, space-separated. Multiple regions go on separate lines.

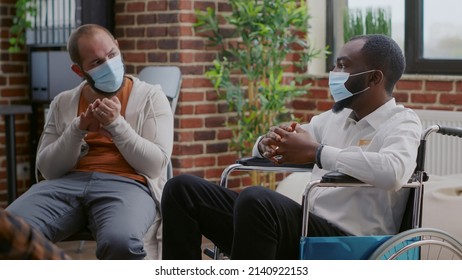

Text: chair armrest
xmin=236 ymin=156 xmax=314 ymax=169
xmin=320 ymin=171 xmax=363 ymax=184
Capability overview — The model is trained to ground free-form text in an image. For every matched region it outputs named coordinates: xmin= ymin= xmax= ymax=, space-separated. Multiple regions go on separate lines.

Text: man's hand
xmin=92 ymin=96 xmax=121 ymax=126
xmin=79 ymin=104 xmax=100 ymax=132
xmin=260 ymin=122 xmax=319 ymax=164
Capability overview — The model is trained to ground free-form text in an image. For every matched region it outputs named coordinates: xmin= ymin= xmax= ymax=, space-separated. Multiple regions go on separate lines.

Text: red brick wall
xmin=0 ymin=0 xmax=31 ymax=207
xmin=1 ymin=0 xmax=462 ymax=206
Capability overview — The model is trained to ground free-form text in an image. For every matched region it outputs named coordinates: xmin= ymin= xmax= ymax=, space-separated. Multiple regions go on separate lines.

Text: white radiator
xmin=415 ymin=109 xmax=462 ymax=176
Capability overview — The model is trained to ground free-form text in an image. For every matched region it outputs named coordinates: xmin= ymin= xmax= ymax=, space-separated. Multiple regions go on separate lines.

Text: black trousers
xmin=161 ymin=174 xmax=349 ymax=260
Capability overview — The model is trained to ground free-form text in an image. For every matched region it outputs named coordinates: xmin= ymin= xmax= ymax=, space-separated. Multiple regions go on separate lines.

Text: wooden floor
xmin=56 ymin=239 xmax=215 ymax=260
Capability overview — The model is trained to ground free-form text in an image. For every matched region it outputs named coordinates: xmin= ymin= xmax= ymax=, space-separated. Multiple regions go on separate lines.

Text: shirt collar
xmin=343 ymin=98 xmax=397 ymax=130
xmin=361 ymin=98 xmax=397 ymax=130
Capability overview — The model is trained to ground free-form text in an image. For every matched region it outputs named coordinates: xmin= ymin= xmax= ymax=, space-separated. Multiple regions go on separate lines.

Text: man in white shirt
xmin=161 ymin=34 xmax=422 ymax=259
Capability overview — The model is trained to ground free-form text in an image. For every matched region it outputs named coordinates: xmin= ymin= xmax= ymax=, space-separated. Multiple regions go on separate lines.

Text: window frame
xmin=326 ymin=0 xmax=462 ymax=75
xmin=405 ymin=0 xmax=462 ymax=74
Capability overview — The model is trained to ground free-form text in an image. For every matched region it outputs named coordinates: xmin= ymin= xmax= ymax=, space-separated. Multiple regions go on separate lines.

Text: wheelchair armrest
xmin=320 ymin=171 xmax=363 ymax=183
xmin=236 ymin=156 xmax=314 ymax=169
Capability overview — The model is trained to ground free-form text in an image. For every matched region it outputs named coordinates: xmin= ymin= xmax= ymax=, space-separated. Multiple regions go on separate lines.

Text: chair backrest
xmin=138 ymin=66 xmax=182 ymax=180
xmin=138 ymin=66 xmax=182 ymax=115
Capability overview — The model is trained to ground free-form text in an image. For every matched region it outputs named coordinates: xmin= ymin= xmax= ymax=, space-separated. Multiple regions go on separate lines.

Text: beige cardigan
xmin=36 ymin=75 xmax=174 ymax=208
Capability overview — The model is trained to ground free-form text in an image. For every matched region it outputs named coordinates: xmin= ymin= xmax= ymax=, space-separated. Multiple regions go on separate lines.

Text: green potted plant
xmin=194 ymin=0 xmax=323 ymax=187
xmin=8 ymin=0 xmax=36 ymax=53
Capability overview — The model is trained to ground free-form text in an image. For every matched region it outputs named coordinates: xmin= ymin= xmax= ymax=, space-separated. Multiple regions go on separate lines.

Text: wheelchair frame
xmin=207 ymin=124 xmax=462 ymax=260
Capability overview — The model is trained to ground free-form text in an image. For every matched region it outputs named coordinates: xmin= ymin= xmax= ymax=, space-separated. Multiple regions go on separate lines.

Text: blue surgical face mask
xmin=328 ymin=70 xmax=375 ymax=102
xmin=86 ymin=54 xmax=125 ymax=94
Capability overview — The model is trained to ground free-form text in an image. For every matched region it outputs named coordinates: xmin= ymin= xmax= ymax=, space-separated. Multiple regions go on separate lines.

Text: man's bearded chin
xmin=332 ymin=97 xmax=352 ymax=113
xmin=83 ymin=72 xmax=124 ymax=97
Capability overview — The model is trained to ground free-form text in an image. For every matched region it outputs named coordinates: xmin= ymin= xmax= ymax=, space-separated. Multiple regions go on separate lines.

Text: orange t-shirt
xmin=74 ymin=78 xmax=147 ymax=185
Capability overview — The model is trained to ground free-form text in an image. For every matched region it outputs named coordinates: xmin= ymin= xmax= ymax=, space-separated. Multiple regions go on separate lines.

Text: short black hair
xmin=350 ymin=34 xmax=405 ymax=94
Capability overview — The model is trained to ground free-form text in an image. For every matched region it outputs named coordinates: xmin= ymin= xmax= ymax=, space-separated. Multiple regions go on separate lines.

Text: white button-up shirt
xmin=254 ymin=98 xmax=422 ymax=235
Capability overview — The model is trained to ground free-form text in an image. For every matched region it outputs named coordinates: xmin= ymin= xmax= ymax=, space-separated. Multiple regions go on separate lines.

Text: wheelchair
xmin=205 ymin=124 xmax=462 ymax=260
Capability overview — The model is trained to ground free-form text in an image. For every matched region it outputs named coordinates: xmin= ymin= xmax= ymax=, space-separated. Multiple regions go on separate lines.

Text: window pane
xmin=423 ymin=0 xmax=462 ymax=59
xmin=347 ymin=0 xmax=405 ymax=51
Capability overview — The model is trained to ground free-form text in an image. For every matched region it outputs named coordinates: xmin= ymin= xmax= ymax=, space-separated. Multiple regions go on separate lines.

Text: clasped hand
xmin=78 ymin=96 xmax=121 ymax=138
xmin=259 ymin=122 xmax=318 ymax=164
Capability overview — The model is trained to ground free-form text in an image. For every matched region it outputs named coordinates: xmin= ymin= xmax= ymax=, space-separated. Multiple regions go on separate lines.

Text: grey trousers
xmin=6 ymin=171 xmax=156 ymax=260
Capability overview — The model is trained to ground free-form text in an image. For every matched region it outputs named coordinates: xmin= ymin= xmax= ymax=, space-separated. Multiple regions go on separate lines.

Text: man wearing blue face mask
xmin=7 ymin=24 xmax=173 ymax=260
xmin=161 ymin=34 xmax=421 ymax=260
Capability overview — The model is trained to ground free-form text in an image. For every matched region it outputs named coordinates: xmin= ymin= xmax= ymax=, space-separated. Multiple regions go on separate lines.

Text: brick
xmin=172 ymin=157 xmax=194 ymax=168
xmin=127 ymin=2 xmax=146 ymax=12
xmin=456 ymin=81 xmax=462 ymax=93
xmin=195 ymin=104 xmax=217 ymax=114
xmin=158 ymin=13 xmax=178 ymax=24
xmin=137 ymin=39 xmax=157 ymax=50
xmin=169 ymin=52 xmax=180 ymax=63
xmin=175 ymin=144 xmax=203 ymax=155
xmin=168 ymin=0 xmax=179 ymax=10
xmin=0 ymin=88 xmax=26 ymax=97
xmin=411 ymin=93 xmax=437 ymax=103
xmin=393 ymin=92 xmax=409 ymax=103
xmin=179 ymin=26 xmax=193 ymax=36
xmin=194 ymin=52 xmax=216 ymax=62
xmin=440 ymin=94 xmax=462 ymax=105
xmin=147 ymin=52 xmax=168 ymax=63
xmin=317 ymin=101 xmax=334 ymax=111
xmin=179 ymin=118 xmax=203 ymax=128
xmin=178 ymin=1 xmax=193 ymax=10
xmin=308 ymin=89 xmax=329 ymax=99
xmin=426 ymin=81 xmax=453 ymax=92
xmin=292 ymin=100 xmax=316 ymax=110
xmin=217 ymin=129 xmax=233 ymax=140
xmin=180 ymin=39 xmax=205 ymax=50
xmin=1 ymin=64 xmax=24 ymax=73
xmin=147 ymin=1 xmax=167 ymax=11
xmin=137 ymin=14 xmax=156 ymax=25
xmin=116 ymin=15 xmax=135 ymax=25
xmin=126 ymin=27 xmax=145 ymax=37
xmin=205 ymin=116 xmax=226 ymax=128
xmin=177 ymin=52 xmax=194 ymax=63
xmin=124 ymin=52 xmax=146 ymax=63
xmin=147 ymin=26 xmax=167 ymax=37
xmin=193 ymin=77 xmax=213 ymax=88
xmin=194 ymin=130 xmax=216 ymax=141
xmin=186 ymin=169 xmax=205 ymax=179
xmin=179 ymin=90 xmax=205 ymax=102
xmin=180 ymin=65 xmax=203 ymax=75
xmin=205 ymin=167 xmax=225 ymax=179
xmin=177 ymin=104 xmax=194 ymax=115
xmin=194 ymin=1 xmax=216 ymax=11
xmin=168 ymin=26 xmax=180 ymax=36
xmin=158 ymin=39 xmax=179 ymax=49
xmin=396 ymin=80 xmax=423 ymax=91
xmin=206 ymin=142 xmax=228 ymax=154
xmin=217 ymin=154 xmax=237 ymax=165
xmin=217 ymin=103 xmax=228 ymax=113
xmin=179 ymin=13 xmax=197 ymax=24
xmin=194 ymin=156 xmax=216 ymax=167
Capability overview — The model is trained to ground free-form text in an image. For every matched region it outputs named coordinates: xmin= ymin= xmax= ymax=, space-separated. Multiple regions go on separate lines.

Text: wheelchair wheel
xmin=369 ymin=228 xmax=462 ymax=260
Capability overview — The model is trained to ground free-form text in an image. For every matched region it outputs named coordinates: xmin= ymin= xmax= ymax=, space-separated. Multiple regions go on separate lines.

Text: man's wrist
xmin=315 ymin=144 xmax=325 ymax=169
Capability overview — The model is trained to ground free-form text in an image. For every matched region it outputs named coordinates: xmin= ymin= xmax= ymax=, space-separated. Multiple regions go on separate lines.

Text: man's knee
xmin=163 ymin=174 xmax=197 ymax=197
xmin=96 ymin=233 xmax=145 ymax=260
xmin=235 ymin=186 xmax=274 ymax=212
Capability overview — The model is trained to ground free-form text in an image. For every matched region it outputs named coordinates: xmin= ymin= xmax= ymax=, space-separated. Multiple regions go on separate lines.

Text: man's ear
xmin=369 ymin=70 xmax=384 ymax=87
xmin=71 ymin=64 xmax=84 ymax=78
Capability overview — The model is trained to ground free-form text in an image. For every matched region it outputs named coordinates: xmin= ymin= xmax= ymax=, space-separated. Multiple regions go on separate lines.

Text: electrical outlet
xmin=16 ymin=162 xmax=30 ymax=179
